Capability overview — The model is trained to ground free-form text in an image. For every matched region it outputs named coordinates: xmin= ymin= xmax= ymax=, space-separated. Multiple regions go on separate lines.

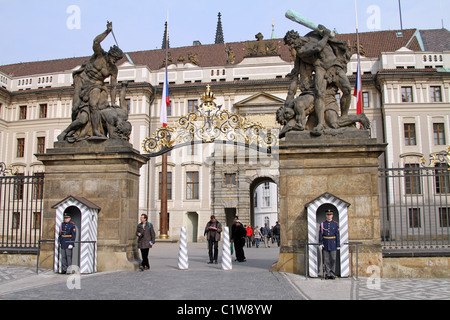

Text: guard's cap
xmin=325 ymin=209 xmax=334 ymax=215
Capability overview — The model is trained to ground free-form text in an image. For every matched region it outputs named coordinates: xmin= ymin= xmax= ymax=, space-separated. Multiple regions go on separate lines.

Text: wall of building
xmin=1 ymin=31 xmax=449 ymax=244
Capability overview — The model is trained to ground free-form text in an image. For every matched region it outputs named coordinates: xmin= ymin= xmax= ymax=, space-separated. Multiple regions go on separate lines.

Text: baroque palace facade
xmin=1 ymin=26 xmax=449 ymax=242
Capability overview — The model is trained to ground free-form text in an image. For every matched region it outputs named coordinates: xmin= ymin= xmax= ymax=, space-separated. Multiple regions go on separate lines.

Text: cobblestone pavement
xmin=283 ymin=273 xmax=450 ymax=300
xmin=0 ymin=243 xmax=449 ymax=300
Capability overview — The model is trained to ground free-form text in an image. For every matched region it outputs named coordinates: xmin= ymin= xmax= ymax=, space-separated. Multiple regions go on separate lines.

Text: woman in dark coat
xmin=233 ymin=220 xmax=247 ymax=262
xmin=136 ymin=214 xmax=156 ymax=271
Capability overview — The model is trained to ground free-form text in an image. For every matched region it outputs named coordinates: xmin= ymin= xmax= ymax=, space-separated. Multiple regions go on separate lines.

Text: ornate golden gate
xmin=142 ymin=86 xmax=278 ymax=157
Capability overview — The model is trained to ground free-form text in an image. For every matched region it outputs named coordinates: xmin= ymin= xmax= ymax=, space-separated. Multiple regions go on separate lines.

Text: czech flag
xmin=354 ymin=56 xmax=362 ymax=115
xmin=160 ymin=67 xmax=170 ymax=127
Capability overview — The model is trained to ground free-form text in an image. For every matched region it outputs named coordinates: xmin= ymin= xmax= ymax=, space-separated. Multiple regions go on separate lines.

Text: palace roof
xmin=0 ymin=28 xmax=448 ymax=78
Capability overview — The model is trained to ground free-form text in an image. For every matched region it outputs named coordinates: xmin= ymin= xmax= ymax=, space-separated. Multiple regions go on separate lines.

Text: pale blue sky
xmin=0 ymin=0 xmax=448 ymax=65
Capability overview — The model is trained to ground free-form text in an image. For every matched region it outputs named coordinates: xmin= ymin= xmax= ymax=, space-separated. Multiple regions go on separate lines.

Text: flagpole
xmin=160 ymin=12 xmax=170 ymax=240
xmin=354 ymin=0 xmax=361 ymax=75
xmin=354 ymin=0 xmax=363 ymax=115
xmin=398 ymin=0 xmax=403 ymax=31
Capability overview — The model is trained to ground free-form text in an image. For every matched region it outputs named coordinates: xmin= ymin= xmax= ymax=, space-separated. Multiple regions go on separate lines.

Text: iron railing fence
xmin=379 ymin=166 xmax=450 ymax=252
xmin=1 ymin=165 xmax=449 ymax=255
xmin=0 ymin=173 xmax=44 ymax=251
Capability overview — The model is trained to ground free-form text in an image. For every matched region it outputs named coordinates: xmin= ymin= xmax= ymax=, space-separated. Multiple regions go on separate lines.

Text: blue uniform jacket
xmin=319 ymin=220 xmax=340 ymax=251
xmin=59 ymin=221 xmax=76 ymax=249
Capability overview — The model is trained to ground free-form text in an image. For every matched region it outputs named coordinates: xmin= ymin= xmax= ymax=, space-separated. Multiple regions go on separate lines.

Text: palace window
xmin=33 ymin=212 xmax=41 ymax=229
xmin=19 ymin=106 xmax=27 ymax=120
xmin=430 ymin=86 xmax=442 ymax=102
xmin=37 ymin=137 xmax=46 ymax=154
xmin=39 ymin=104 xmax=47 ymax=118
xmin=435 ymin=163 xmax=450 ymax=194
xmin=405 ymin=163 xmax=422 ymax=195
xmin=14 ymin=173 xmax=24 ymax=200
xmin=188 ymin=100 xmax=198 ymax=113
xmin=439 ymin=208 xmax=450 ymax=228
xmin=404 ymin=123 xmax=417 ymax=146
xmin=401 ymin=87 xmax=413 ymax=103
xmin=33 ymin=173 xmax=44 ymax=200
xmin=263 ymin=182 xmax=271 ymax=207
xmin=225 ymin=173 xmax=236 ymax=185
xmin=12 ymin=212 xmax=20 ymax=230
xmin=186 ymin=171 xmax=199 ymax=200
xmin=363 ymin=92 xmax=370 ymax=108
xmin=126 ymin=99 xmax=131 ymax=113
xmin=17 ymin=138 xmax=25 ymax=158
xmin=409 ymin=208 xmax=421 ymax=228
xmin=433 ymin=123 xmax=446 ymax=145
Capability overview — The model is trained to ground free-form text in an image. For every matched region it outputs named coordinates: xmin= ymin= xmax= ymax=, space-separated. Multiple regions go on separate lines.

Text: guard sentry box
xmin=52 ymin=196 xmax=100 ymax=274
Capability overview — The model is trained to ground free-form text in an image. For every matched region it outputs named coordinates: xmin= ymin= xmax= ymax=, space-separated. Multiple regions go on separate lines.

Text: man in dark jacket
xmin=204 ymin=215 xmax=223 ymax=264
xmin=136 ymin=214 xmax=156 ymax=271
xmin=273 ymin=221 xmax=281 ymax=247
xmin=232 ymin=220 xmax=247 ymax=262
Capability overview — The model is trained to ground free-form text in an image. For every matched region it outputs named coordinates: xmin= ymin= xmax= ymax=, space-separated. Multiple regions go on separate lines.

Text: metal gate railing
xmin=0 ymin=172 xmax=44 ymax=251
xmin=379 ymin=165 xmax=450 ymax=252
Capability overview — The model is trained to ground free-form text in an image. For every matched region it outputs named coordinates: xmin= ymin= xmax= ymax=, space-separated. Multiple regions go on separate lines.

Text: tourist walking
xmin=253 ymin=226 xmax=262 ymax=248
xmin=136 ymin=214 xmax=156 ymax=271
xmin=246 ymin=224 xmax=253 ymax=248
xmin=204 ymin=215 xmax=222 ymax=264
xmin=261 ymin=223 xmax=271 ymax=248
xmin=272 ymin=221 xmax=281 ymax=247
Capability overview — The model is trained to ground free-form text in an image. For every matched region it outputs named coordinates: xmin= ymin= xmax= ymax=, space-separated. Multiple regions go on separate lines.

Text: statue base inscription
xmin=270 ymin=130 xmax=387 ymax=277
xmin=37 ymin=139 xmax=148 ymax=272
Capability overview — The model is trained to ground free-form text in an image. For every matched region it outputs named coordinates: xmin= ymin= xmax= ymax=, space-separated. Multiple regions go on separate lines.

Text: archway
xmin=250 ymin=176 xmax=279 ymax=250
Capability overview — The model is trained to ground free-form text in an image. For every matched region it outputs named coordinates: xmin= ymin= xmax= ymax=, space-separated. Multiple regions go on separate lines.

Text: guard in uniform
xmin=59 ymin=214 xmax=77 ymax=274
xmin=319 ymin=209 xmax=340 ymax=279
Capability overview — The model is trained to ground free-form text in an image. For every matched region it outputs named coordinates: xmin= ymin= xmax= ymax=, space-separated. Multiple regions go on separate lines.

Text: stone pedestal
xmin=36 ymin=139 xmax=148 ymax=272
xmin=270 ymin=130 xmax=386 ymax=277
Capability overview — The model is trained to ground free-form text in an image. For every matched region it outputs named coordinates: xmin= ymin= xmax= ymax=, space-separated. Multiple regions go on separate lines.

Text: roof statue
xmin=277 ymin=10 xmax=370 ymax=138
xmin=57 ymin=22 xmax=133 ymax=143
xmin=244 ymin=33 xmax=279 ymax=57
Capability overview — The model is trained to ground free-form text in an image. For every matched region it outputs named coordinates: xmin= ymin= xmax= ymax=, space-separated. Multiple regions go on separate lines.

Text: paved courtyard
xmin=0 ymin=242 xmax=449 ymax=301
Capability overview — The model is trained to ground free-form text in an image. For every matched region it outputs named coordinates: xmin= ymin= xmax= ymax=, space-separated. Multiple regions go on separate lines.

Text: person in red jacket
xmin=246 ymin=225 xmax=253 ymax=248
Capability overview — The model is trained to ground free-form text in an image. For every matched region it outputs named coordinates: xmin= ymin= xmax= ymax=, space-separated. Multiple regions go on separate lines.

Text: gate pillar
xmin=271 ymin=130 xmax=386 ymax=277
xmin=37 ymin=139 xmax=148 ymax=272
